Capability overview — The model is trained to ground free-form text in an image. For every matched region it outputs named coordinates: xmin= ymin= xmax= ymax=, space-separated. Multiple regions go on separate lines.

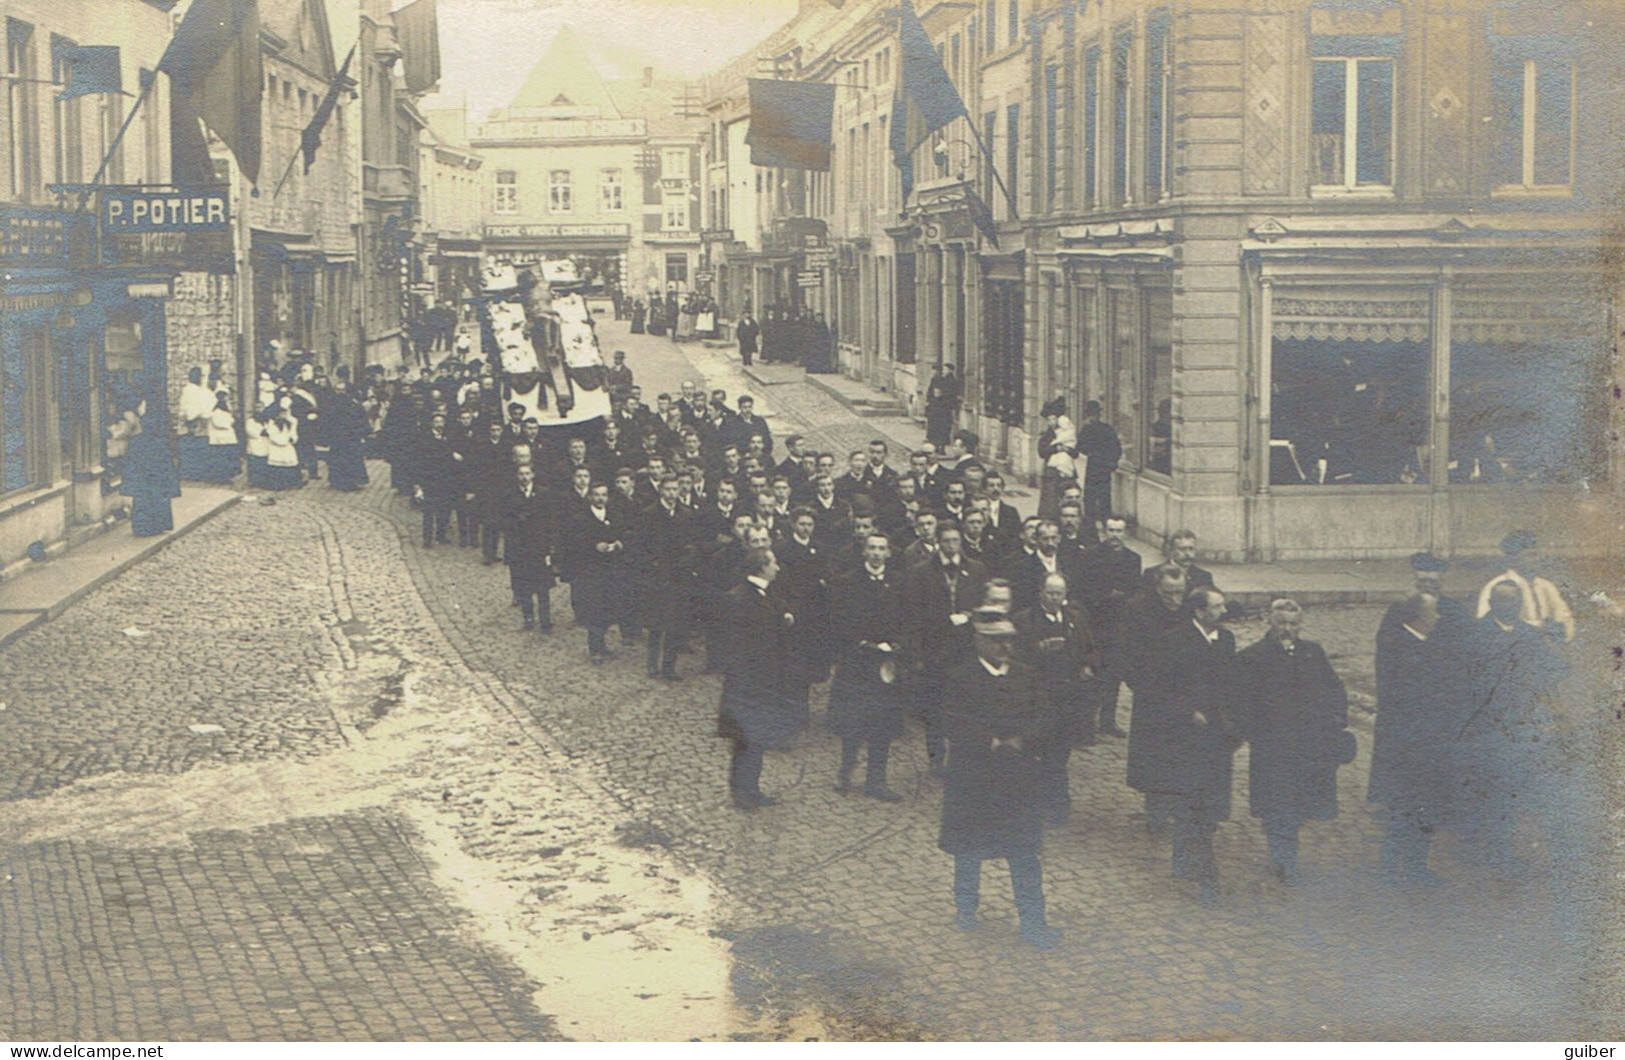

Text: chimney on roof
xmin=643 ymin=66 xmax=654 ymax=87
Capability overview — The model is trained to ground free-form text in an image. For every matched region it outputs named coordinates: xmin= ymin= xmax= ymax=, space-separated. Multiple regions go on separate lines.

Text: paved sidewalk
xmin=695 ymin=335 xmax=1625 ymax=609
xmin=0 ymin=486 xmax=240 ymax=647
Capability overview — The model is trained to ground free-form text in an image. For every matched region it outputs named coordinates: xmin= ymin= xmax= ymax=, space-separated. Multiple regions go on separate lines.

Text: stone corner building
xmin=704 ymin=0 xmax=1625 ymax=562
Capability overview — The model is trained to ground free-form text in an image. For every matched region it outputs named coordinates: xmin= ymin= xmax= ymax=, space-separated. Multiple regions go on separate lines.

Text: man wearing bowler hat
xmin=939 ymin=611 xmax=1061 ymax=947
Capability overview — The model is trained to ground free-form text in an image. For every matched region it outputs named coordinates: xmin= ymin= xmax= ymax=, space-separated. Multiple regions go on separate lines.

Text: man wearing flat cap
xmin=939 ymin=613 xmax=1060 ymax=947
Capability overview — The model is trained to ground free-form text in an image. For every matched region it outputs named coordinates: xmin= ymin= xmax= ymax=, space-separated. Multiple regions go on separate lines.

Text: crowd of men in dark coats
xmin=374 ymin=354 xmax=1589 ymax=950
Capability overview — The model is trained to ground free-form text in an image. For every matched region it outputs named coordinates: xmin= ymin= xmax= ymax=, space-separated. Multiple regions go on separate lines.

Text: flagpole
xmin=75 ymin=71 xmax=158 ymax=211
xmin=273 ymin=43 xmax=357 ymax=200
xmin=269 ymin=144 xmax=303 ymax=200
xmin=963 ymin=118 xmax=1019 ymax=222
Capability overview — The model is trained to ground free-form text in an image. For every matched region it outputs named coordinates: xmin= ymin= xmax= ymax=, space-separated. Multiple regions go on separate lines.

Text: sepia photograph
xmin=0 ymin=0 xmax=1620 ymax=1043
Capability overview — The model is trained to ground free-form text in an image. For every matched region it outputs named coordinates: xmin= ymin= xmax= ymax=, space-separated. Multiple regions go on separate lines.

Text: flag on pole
xmin=888 ymin=0 xmax=969 ymax=201
xmin=158 ymin=0 xmax=263 ymax=182
xmin=302 ymin=45 xmax=356 ymax=173
xmin=393 ymin=0 xmax=442 ymax=95
xmin=56 ymin=46 xmax=123 ymax=101
xmin=745 ymin=78 xmax=836 ymax=170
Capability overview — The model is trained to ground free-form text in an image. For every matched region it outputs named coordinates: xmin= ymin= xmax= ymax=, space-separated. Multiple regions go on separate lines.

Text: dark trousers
xmin=1146 ymin=790 xmax=1179 ymax=830
xmin=1040 ymin=747 xmax=1073 ymax=818
xmin=646 ymin=628 xmax=681 ymax=675
xmin=839 ymin=736 xmax=891 ymax=789
xmin=587 ymin=627 xmax=609 ymax=657
xmin=297 ymin=440 xmax=318 ymax=477
xmin=912 ymin=671 xmax=946 ymax=769
xmin=1094 ymin=676 xmax=1122 ymax=733
xmin=511 ymin=566 xmax=552 ymax=628
xmin=1262 ymin=814 xmax=1302 ymax=874
xmin=1381 ymin=807 xmax=1435 ymax=879
xmin=1171 ymin=799 xmax=1219 ymax=885
xmin=729 ymin=737 xmax=765 ymax=796
xmin=421 ymin=497 xmax=452 ymax=545
xmin=453 ymin=501 xmax=476 ymax=546
xmin=740 ymin=345 xmax=753 ymax=366
xmin=954 ymin=853 xmax=1047 ymax=927
xmin=482 ymin=523 xmax=502 ymax=562
xmin=1083 ymin=476 xmax=1112 ymax=530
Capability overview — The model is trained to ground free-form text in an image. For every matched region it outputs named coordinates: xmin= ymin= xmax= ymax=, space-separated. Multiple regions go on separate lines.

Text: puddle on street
xmin=0 ymin=626 xmax=851 ymax=1040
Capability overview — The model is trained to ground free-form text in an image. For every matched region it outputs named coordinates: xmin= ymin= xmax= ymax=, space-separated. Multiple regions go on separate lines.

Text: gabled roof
xmin=259 ymin=0 xmax=339 ymax=81
xmin=507 ymin=25 xmax=620 ymax=116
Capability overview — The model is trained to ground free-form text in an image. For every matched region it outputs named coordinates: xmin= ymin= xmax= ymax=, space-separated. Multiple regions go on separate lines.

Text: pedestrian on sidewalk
xmin=244 ymin=409 xmax=272 ymax=489
xmin=325 ymin=386 xmax=371 ymax=493
xmin=121 ymin=401 xmax=181 ymax=536
xmin=1037 ymin=399 xmax=1080 ymax=522
xmin=204 ymin=391 xmax=242 ymax=483
xmin=263 ymin=399 xmax=305 ymax=492
xmin=1077 ymin=401 xmax=1122 ymax=536
xmin=737 ymin=311 xmax=760 ymax=367
xmin=924 ymin=364 xmax=962 ymax=448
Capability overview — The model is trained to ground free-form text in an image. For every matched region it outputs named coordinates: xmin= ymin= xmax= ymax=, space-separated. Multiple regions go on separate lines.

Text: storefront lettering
xmin=104 ymin=191 xmax=230 ymax=232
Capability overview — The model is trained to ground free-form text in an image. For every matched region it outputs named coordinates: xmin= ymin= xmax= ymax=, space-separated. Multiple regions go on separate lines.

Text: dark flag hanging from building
xmin=888 ymin=0 xmax=969 ymax=201
xmin=159 ymin=0 xmax=263 ymax=183
xmin=56 ymin=46 xmax=123 ymax=100
xmin=745 ymin=78 xmax=836 ymax=170
xmin=393 ymin=0 xmax=442 ymax=95
xmin=302 ymin=45 xmax=356 ymax=173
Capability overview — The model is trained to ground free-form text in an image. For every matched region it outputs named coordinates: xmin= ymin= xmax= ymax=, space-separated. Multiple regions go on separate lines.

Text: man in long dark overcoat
xmin=569 ymin=482 xmax=631 ymax=664
xmin=1236 ymin=599 xmax=1349 ymax=884
xmin=939 ymin=615 xmax=1061 ymax=948
xmin=827 ymin=532 xmax=907 ymax=801
xmin=502 ymin=464 xmax=556 ymax=633
xmin=469 ymin=418 xmax=514 ymax=564
xmin=1120 ymin=563 xmax=1189 ymax=832
xmin=1457 ymin=581 xmax=1569 ymax=873
xmin=1128 ymin=587 xmax=1239 ymax=903
xmin=635 ymin=475 xmax=696 ymax=680
xmin=414 ymin=411 xmax=463 ymax=547
xmin=719 ymin=548 xmax=799 ymax=810
xmin=776 ymin=507 xmax=833 ymax=728
xmin=1369 ymin=553 xmax=1474 ymax=886
xmin=923 ymin=363 xmax=961 ymax=448
xmin=1014 ymin=572 xmax=1101 ymax=823
xmin=903 ymin=520 xmax=987 ymax=776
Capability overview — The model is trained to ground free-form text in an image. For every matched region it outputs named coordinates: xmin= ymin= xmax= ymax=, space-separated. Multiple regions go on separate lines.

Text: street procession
xmin=0 ymin=0 xmax=1619 ymax=1044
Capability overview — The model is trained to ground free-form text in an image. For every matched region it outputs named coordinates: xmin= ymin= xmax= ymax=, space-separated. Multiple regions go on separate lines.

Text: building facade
xmin=468 ymin=28 xmax=704 ymax=300
xmin=0 ymin=0 xmax=186 ymax=573
xmin=249 ymin=0 xmax=358 ymax=373
xmin=357 ymin=0 xmax=436 ymax=372
xmin=420 ymin=108 xmax=483 ymax=307
xmin=708 ymin=0 xmax=1624 ymax=561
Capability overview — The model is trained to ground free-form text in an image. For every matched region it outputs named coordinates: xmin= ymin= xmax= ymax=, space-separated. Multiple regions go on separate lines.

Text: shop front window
xmin=983 ymin=279 xmax=1025 ymax=426
xmin=1143 ymin=289 xmax=1173 ymax=475
xmin=1449 ymin=290 xmax=1606 ymax=485
xmin=1107 ymin=289 xmax=1139 ymax=467
xmin=1269 ymin=292 xmax=1429 ymax=486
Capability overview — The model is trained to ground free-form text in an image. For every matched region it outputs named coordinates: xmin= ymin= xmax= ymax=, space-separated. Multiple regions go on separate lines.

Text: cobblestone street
xmin=0 ymin=320 xmax=1618 ymax=1040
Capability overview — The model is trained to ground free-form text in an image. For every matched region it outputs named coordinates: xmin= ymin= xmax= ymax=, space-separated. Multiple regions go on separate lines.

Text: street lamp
xmin=931 ymin=138 xmax=976 ymax=182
